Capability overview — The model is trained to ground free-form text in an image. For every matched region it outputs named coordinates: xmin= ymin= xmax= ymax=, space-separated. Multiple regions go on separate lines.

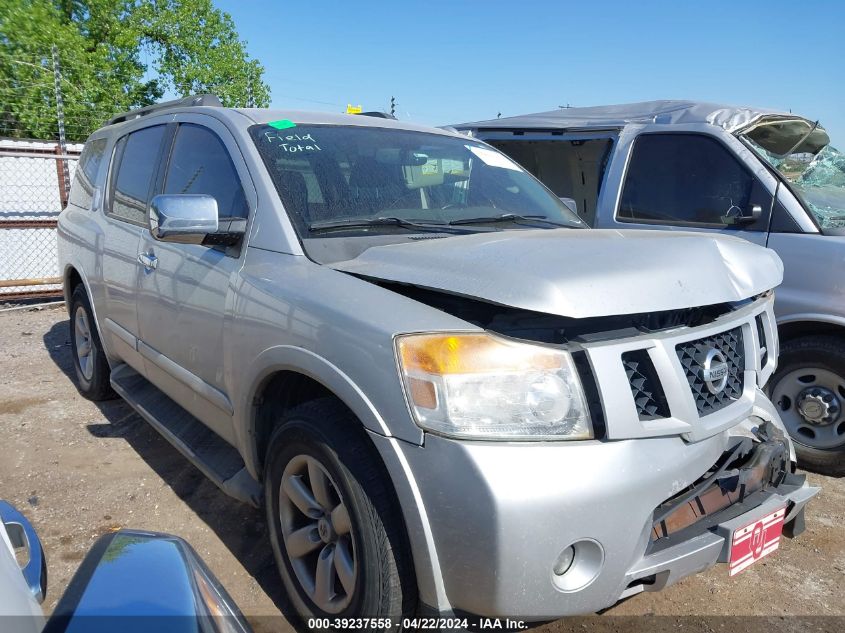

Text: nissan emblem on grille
xmin=702 ymin=347 xmax=729 ymax=394
xmin=676 ymin=327 xmax=745 ymax=416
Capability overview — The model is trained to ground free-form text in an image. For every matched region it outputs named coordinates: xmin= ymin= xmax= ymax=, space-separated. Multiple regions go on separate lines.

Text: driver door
xmin=135 ymin=116 xmax=253 ymax=445
xmin=598 ymin=128 xmax=775 ymax=246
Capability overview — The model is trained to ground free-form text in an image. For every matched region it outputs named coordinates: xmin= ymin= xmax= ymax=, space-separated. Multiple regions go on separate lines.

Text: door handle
xmin=138 ymin=252 xmax=158 ymax=271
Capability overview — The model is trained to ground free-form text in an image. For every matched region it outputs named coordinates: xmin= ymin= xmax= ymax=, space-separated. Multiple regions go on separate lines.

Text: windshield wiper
xmin=308 ymin=216 xmax=468 ymax=234
xmin=448 ymin=213 xmax=577 ymax=228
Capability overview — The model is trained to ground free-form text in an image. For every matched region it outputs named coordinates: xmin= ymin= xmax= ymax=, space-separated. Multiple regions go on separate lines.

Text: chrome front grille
xmin=675 ymin=327 xmax=745 ymax=416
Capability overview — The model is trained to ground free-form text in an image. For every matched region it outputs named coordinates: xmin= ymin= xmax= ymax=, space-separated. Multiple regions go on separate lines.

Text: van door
xmin=598 ymin=129 xmax=776 ymax=246
xmin=100 ymin=124 xmax=168 ymax=373
xmin=134 ymin=117 xmax=253 ymax=445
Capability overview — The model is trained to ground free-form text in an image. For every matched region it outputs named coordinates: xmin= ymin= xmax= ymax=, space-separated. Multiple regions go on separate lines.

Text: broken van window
xmin=746 ymin=138 xmax=845 ymax=230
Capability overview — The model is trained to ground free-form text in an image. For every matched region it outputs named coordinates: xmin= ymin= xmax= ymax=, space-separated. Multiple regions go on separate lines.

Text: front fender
xmin=235 ymin=345 xmax=411 ymax=479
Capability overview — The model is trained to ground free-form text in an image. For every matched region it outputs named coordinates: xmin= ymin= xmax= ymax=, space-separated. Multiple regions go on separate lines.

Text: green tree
xmin=0 ymin=0 xmax=269 ymax=141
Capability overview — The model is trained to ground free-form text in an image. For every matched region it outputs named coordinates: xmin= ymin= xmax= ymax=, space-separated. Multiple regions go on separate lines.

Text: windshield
xmin=744 ymin=122 xmax=845 ymax=230
xmin=250 ymin=123 xmax=584 ymax=237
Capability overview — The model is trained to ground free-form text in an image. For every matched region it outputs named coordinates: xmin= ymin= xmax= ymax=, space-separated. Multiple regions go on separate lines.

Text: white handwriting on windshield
xmin=264 ymin=131 xmax=322 ymax=153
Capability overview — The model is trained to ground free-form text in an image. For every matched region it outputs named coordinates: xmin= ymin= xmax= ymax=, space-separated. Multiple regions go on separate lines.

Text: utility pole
xmin=247 ymin=71 xmax=254 ymax=108
xmin=51 ymin=45 xmax=70 ymax=206
xmin=390 ymin=96 xmax=396 ymax=116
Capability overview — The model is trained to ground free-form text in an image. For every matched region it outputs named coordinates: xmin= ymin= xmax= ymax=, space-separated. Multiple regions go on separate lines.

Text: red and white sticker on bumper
xmin=729 ymin=506 xmax=787 ymax=576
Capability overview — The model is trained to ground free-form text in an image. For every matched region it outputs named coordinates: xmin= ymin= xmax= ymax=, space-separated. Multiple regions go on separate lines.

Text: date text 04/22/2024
xmin=307 ymin=618 xmax=528 ymax=630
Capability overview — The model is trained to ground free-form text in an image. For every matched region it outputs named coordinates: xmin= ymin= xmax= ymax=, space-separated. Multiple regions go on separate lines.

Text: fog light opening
xmin=553 ymin=546 xmax=575 ymax=576
xmin=550 ymin=539 xmax=604 ymax=593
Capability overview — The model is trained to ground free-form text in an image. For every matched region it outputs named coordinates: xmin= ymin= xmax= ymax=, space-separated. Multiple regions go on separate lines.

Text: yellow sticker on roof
xmin=268 ymin=119 xmax=297 ymax=130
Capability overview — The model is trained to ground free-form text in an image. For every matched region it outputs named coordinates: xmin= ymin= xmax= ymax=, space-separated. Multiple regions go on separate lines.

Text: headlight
xmin=395 ymin=332 xmax=593 ymax=440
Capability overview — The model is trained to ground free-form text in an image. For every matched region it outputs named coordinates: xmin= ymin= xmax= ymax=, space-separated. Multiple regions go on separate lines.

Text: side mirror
xmin=722 ymin=204 xmax=763 ymax=226
xmin=44 ymin=530 xmax=252 ymax=632
xmin=0 ymin=501 xmax=47 ymax=604
xmin=149 ymin=194 xmax=219 ymax=244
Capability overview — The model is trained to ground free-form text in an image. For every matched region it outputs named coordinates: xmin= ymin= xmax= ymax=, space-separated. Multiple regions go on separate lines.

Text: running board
xmin=110 ymin=364 xmax=262 ymax=507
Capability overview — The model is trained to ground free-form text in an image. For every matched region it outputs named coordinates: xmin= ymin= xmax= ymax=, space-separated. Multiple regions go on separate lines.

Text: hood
xmin=330 ymin=229 xmax=783 ymax=319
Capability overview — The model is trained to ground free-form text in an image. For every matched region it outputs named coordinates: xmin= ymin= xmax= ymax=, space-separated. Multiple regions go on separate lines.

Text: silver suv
xmin=57 ymin=96 xmax=817 ymax=625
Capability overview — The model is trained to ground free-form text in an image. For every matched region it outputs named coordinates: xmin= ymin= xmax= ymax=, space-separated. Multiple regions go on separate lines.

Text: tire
xmin=68 ymin=285 xmax=115 ymax=401
xmin=769 ymin=335 xmax=845 ymax=476
xmin=264 ymin=398 xmax=416 ymax=630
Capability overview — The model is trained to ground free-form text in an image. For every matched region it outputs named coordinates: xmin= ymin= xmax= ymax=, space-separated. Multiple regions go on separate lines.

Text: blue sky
xmin=214 ymin=0 xmax=845 ymax=147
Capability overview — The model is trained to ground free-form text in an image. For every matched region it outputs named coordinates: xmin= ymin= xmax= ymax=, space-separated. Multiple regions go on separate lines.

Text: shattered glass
xmin=747 ymin=140 xmax=845 ymax=230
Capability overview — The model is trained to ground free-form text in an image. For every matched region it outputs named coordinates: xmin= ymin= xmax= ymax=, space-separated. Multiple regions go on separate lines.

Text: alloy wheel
xmin=74 ymin=305 xmax=94 ymax=381
xmin=278 ymin=454 xmax=357 ymax=613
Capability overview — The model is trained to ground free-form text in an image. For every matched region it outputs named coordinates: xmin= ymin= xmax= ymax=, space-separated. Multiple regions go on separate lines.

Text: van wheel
xmin=264 ymin=398 xmax=416 ymax=630
xmin=770 ymin=335 xmax=845 ymax=476
xmin=68 ymin=285 xmax=115 ymax=401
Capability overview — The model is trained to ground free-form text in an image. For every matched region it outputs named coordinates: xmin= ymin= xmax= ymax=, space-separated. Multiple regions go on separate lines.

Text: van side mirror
xmin=149 ymin=194 xmax=219 ymax=244
xmin=722 ymin=204 xmax=763 ymax=226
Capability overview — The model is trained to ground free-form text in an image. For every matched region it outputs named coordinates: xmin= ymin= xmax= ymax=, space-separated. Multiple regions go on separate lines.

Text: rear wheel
xmin=770 ymin=335 xmax=845 ymax=476
xmin=264 ymin=399 xmax=416 ymax=630
xmin=68 ymin=285 xmax=115 ymax=401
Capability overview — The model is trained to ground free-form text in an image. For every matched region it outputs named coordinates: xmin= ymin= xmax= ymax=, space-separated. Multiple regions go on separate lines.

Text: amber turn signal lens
xmin=396 ymin=333 xmax=562 ymax=375
xmin=407 ymin=377 xmax=437 ymax=409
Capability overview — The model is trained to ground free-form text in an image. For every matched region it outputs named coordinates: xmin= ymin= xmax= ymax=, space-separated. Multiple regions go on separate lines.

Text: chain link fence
xmin=1 ymin=46 xmax=116 ymax=302
xmin=0 ymin=139 xmax=81 ymax=300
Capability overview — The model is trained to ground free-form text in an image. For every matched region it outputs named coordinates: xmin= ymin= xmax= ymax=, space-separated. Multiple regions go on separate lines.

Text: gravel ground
xmin=1 ymin=305 xmax=843 ymax=633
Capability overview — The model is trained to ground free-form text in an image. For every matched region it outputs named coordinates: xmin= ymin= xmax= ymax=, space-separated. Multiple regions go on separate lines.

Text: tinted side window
xmin=164 ymin=124 xmax=248 ymax=219
xmin=109 ymin=125 xmax=166 ymax=224
xmin=619 ymin=134 xmax=757 ymax=227
xmin=68 ymin=138 xmax=107 ymax=209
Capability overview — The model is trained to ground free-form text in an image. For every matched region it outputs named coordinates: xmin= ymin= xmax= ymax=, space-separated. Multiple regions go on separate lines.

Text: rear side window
xmin=163 ymin=124 xmax=248 ymax=220
xmin=619 ymin=134 xmax=760 ymax=227
xmin=108 ymin=125 xmax=166 ymax=224
xmin=68 ymin=138 xmax=107 ymax=209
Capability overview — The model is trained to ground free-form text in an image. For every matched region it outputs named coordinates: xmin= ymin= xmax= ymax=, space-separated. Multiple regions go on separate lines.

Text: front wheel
xmin=770 ymin=335 xmax=845 ymax=476
xmin=264 ymin=399 xmax=416 ymax=629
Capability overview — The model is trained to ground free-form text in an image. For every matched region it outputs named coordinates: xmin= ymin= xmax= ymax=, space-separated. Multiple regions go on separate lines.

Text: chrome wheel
xmin=772 ymin=367 xmax=845 ymax=450
xmin=278 ymin=454 xmax=356 ymax=613
xmin=74 ymin=306 xmax=94 ymax=381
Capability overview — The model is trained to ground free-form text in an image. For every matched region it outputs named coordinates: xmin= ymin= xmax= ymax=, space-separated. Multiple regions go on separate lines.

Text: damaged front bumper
xmin=375 ymin=390 xmax=819 ymax=620
xmin=624 ymin=421 xmax=817 ymax=600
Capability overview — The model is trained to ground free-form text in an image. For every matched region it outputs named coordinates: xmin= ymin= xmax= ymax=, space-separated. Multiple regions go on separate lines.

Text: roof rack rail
xmin=106 ymin=94 xmax=222 ymax=127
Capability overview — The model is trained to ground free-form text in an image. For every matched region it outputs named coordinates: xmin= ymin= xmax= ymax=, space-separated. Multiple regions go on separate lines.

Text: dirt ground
xmin=1 ymin=305 xmax=843 ymax=633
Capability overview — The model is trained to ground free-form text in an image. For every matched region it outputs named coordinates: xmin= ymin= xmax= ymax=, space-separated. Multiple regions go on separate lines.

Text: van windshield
xmin=743 ymin=122 xmax=845 ymax=230
xmin=250 ymin=123 xmax=584 ymax=237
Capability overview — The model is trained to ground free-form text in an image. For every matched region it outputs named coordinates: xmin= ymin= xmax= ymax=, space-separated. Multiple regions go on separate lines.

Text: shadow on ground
xmin=43 ymin=319 xmax=299 ymax=632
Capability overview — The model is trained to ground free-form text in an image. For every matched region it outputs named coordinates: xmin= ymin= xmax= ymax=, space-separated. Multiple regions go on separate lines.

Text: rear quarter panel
xmin=57 ymin=136 xmax=114 ymax=357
